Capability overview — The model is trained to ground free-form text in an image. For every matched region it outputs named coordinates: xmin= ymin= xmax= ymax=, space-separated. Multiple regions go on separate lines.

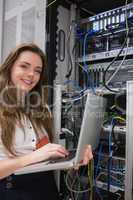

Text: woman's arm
xmin=0 ymin=143 xmax=68 ymax=179
xmin=0 ymin=143 xmax=93 ymax=179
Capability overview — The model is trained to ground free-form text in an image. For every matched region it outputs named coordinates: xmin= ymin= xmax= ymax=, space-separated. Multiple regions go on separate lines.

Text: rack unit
xmin=125 ymin=81 xmax=133 ymax=200
xmin=54 ymin=2 xmax=133 ymax=199
xmin=76 ymin=3 xmax=133 ymax=62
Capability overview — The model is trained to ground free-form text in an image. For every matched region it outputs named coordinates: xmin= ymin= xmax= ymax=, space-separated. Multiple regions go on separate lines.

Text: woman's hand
xmin=82 ymin=145 xmax=93 ymax=165
xmin=31 ymin=143 xmax=69 ymax=164
xmin=73 ymin=145 xmax=93 ymax=169
xmin=67 ymin=145 xmax=93 ymax=170
xmin=28 ymin=143 xmax=93 ymax=167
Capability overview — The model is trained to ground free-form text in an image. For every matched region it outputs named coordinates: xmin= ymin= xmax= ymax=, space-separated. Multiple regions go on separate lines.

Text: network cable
xmin=103 ymin=0 xmax=129 ymax=93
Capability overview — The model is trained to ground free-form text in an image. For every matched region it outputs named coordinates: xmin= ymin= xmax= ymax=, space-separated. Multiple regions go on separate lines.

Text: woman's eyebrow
xmin=21 ymin=61 xmax=31 ymax=65
xmin=21 ymin=61 xmax=42 ymax=68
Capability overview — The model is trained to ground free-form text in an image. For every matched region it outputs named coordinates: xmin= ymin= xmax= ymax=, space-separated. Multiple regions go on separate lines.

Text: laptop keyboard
xmin=49 ymin=149 xmax=76 ymax=164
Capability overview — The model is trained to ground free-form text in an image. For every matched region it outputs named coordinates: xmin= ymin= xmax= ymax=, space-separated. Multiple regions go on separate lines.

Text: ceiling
xmin=65 ymin=0 xmax=132 ymax=15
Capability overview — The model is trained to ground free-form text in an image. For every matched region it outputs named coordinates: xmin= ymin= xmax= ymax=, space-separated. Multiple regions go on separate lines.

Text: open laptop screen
xmin=75 ymin=93 xmax=106 ymax=164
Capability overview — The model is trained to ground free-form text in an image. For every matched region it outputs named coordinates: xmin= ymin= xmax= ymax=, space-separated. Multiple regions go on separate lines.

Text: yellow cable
xmin=78 ymin=63 xmax=84 ymax=70
xmin=113 ymin=116 xmax=126 ymax=122
xmin=88 ymin=159 xmax=94 ymax=200
xmin=47 ymin=0 xmax=57 ymax=8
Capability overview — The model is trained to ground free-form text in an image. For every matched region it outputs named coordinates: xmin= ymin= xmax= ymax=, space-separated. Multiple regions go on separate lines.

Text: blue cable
xmin=95 ymin=143 xmax=103 ymax=178
xmin=83 ymin=31 xmax=96 ymax=93
xmin=63 ymin=79 xmax=82 ymax=91
xmin=94 ymin=143 xmax=104 ymax=199
xmin=107 ymin=118 xmax=114 ymax=192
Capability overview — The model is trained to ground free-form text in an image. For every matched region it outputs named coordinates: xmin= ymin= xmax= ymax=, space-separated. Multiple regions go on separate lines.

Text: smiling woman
xmin=0 ymin=43 xmax=93 ymax=200
xmin=0 ymin=43 xmax=64 ymax=200
xmin=10 ymin=51 xmax=43 ymax=93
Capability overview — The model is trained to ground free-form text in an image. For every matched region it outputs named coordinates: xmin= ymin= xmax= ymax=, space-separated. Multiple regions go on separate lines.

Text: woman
xmin=0 ymin=43 xmax=93 ymax=200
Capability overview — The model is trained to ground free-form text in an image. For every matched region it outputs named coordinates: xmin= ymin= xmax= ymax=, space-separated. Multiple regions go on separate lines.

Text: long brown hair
xmin=0 ymin=43 xmax=53 ymax=155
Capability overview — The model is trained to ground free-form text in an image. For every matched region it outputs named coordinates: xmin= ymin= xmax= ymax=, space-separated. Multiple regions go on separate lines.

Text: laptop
xmin=15 ymin=93 xmax=106 ymax=175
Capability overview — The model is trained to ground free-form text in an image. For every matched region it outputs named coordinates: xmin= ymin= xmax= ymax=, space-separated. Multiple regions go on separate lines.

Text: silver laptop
xmin=15 ymin=93 xmax=106 ymax=175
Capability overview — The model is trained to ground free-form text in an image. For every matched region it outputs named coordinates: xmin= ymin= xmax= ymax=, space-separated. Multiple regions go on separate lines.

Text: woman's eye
xmin=19 ymin=64 xmax=42 ymax=74
xmin=35 ymin=70 xmax=42 ymax=74
xmin=20 ymin=64 xmax=28 ymax=69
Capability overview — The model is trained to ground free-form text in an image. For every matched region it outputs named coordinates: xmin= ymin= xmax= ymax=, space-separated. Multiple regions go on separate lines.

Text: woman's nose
xmin=27 ymin=69 xmax=34 ymax=77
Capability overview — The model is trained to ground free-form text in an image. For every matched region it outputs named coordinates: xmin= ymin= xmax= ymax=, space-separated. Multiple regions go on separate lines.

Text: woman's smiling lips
xmin=21 ymin=79 xmax=33 ymax=85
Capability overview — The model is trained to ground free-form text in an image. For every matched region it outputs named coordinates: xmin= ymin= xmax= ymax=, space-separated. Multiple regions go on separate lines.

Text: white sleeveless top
xmin=0 ymin=118 xmax=45 ymax=160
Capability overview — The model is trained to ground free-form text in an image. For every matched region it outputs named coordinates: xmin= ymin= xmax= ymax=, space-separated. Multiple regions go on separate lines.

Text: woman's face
xmin=10 ymin=51 xmax=43 ymax=93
